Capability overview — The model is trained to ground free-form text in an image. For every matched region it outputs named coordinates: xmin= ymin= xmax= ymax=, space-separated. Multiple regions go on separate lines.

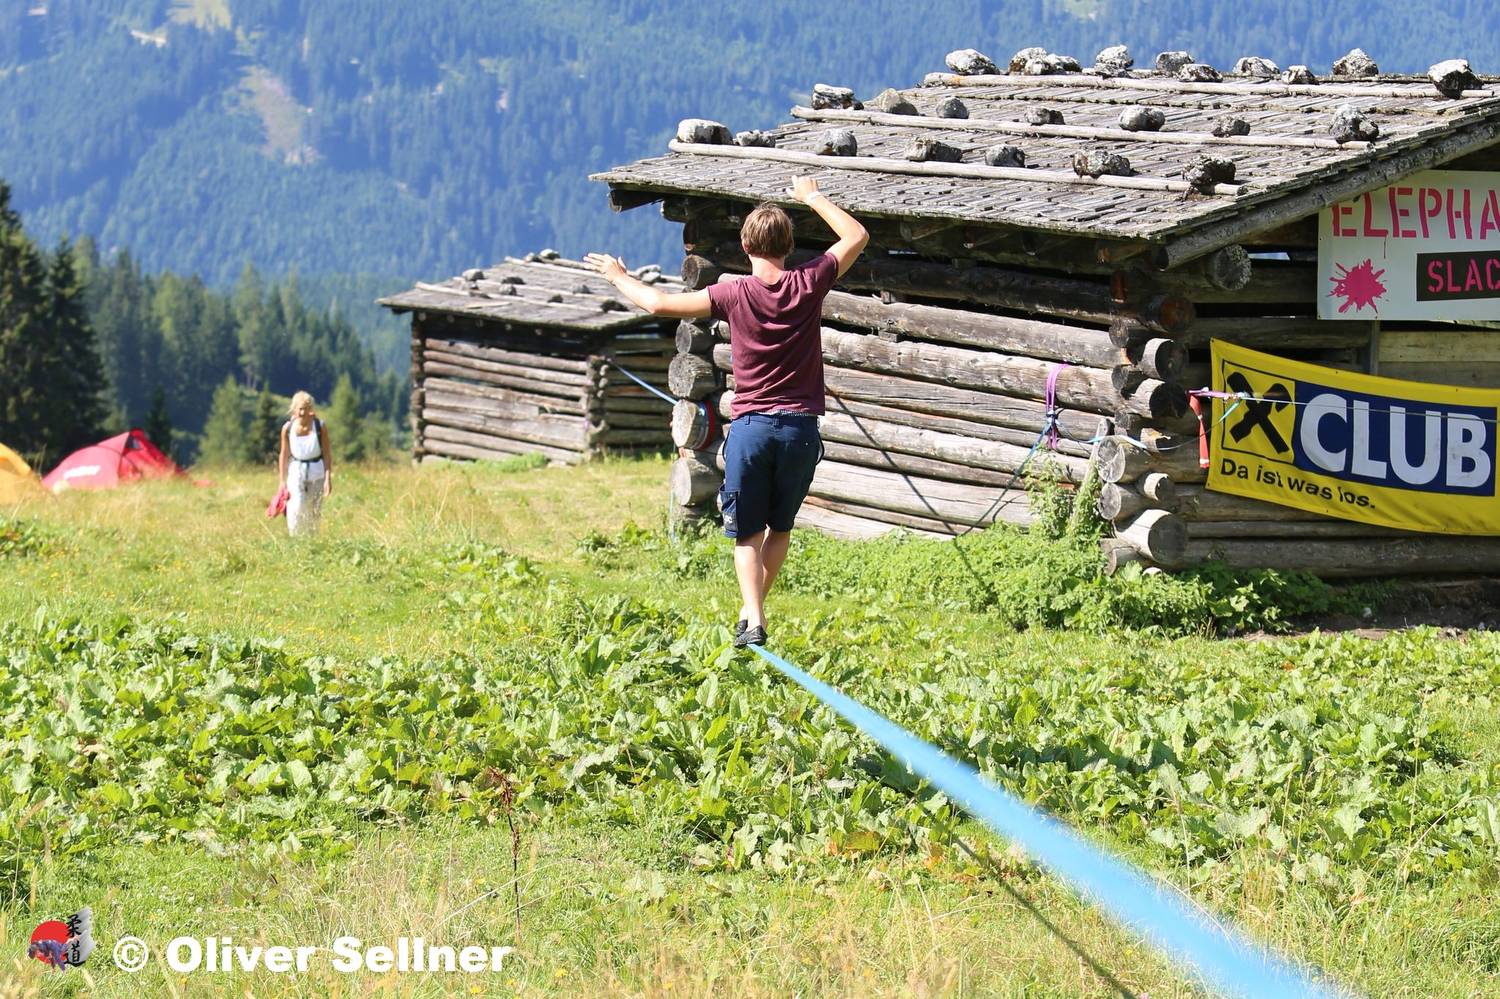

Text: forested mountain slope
xmin=3 ymin=1 xmax=1496 ymax=367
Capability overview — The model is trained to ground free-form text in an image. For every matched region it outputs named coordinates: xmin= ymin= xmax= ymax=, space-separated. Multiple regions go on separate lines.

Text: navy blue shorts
xmin=720 ymin=413 xmax=822 ymax=538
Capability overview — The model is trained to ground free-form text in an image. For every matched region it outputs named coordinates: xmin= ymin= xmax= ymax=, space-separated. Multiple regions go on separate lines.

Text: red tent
xmin=42 ymin=430 xmax=181 ymax=493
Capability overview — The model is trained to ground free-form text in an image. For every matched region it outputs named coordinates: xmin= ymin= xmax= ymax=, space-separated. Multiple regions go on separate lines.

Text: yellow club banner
xmin=1208 ymin=340 xmax=1500 ymax=534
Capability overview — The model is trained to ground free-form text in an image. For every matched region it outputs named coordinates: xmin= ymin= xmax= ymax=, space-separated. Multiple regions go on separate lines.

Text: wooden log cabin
xmin=380 ymin=252 xmax=680 ymax=464
xmin=592 ymin=47 xmax=1500 ymax=575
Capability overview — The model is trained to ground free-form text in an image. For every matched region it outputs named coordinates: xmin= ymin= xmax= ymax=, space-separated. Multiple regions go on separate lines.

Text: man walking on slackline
xmin=586 ymin=175 xmax=868 ymax=647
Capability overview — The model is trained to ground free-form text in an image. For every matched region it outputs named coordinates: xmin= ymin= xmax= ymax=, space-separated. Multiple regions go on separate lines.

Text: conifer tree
xmin=359 ymin=412 xmax=395 ymax=461
xmin=198 ymin=376 xmax=248 ymax=466
xmin=89 ymin=248 xmax=157 ymax=424
xmin=41 ymin=240 xmax=107 ymax=457
xmin=144 ymin=386 xmax=174 ymax=460
xmin=325 ymin=373 xmax=366 ymax=463
xmin=4 ymin=167 xmax=402 ymax=460
xmin=247 ymin=387 xmax=283 ymax=465
xmin=234 ymin=262 xmax=279 ymax=388
xmin=0 ymin=180 xmax=49 ymax=462
xmin=0 ymin=199 xmax=107 ymax=467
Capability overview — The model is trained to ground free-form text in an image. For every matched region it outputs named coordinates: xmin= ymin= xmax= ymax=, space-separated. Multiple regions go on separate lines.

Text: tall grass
xmin=0 ymin=459 xmax=1496 ymax=997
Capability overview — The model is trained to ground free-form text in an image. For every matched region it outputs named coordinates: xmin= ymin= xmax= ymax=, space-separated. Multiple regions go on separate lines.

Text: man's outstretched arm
xmin=790 ymin=176 xmax=867 ymax=278
xmin=584 ymin=253 xmax=713 ymax=319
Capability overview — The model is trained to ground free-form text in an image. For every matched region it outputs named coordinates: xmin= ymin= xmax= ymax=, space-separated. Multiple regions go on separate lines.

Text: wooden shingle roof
xmin=593 ymin=63 xmax=1500 ymax=264
xmin=379 ymin=254 xmax=683 ymax=331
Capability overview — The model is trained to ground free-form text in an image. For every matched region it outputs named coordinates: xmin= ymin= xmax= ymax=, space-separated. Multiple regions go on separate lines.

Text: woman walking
xmin=278 ymin=391 xmax=332 ymax=535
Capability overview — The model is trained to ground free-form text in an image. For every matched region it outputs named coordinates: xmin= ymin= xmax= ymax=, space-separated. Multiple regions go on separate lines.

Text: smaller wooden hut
xmin=380 ymin=252 xmax=681 ymax=464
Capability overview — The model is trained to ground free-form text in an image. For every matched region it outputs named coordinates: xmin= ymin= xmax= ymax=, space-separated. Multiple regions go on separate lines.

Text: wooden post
xmin=796 ymin=501 xmax=949 ymax=540
xmin=1128 ymin=339 xmax=1187 ymax=381
xmin=609 ymin=188 xmax=661 ymax=212
xmin=819 ymin=440 xmax=1045 ymax=488
xmin=1186 ymin=520 xmax=1417 ymax=539
xmin=814 ymin=373 xmax=1103 ymax=450
xmin=1199 ymin=244 xmax=1253 ymax=291
xmin=1100 ymin=538 xmax=1144 ymax=574
xmin=1115 ymin=509 xmax=1187 ymax=564
xmin=822 ymin=292 xmax=1182 ymax=378
xmin=681 ymin=255 xmax=723 ymax=290
xmin=807 ymin=459 xmax=1038 ymax=530
xmin=1112 ymin=317 xmax=1361 ymax=352
xmin=424 ymin=360 xmax=588 ymax=401
xmin=818 ymin=411 xmax=1090 ymax=482
xmin=410 ymin=317 xmax=427 ymax=460
xmin=1172 ymin=536 xmax=1500 ymax=575
xmin=1172 ymin=485 xmax=1347 ymax=522
xmin=1098 ymin=482 xmax=1149 ymax=522
xmin=1096 ymin=435 xmax=1206 ymax=483
xmin=1140 ymin=472 xmax=1176 ymax=504
xmin=671 ymin=398 xmax=720 ymax=450
xmin=667 ymin=352 xmax=719 ymax=400
xmin=676 ymin=320 xmax=717 ymax=355
xmin=1096 ymin=470 xmax=1177 ymax=521
xmin=670 ymin=453 xmax=721 ymax=506
xmin=695 ymin=244 xmax=1192 ymax=333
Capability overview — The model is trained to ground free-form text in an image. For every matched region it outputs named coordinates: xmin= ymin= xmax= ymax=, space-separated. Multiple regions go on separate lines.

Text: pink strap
xmin=1044 ymin=363 xmax=1069 ymax=449
xmin=1187 ymin=395 xmax=1211 ymax=469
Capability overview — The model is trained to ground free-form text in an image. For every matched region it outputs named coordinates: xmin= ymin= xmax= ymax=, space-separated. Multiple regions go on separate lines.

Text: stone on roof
xmin=946 ymin=49 xmax=998 ymax=75
xmin=1233 ymin=56 xmax=1279 ymax=78
xmin=1093 ymin=45 xmax=1133 ymax=76
xmin=1332 ymin=48 xmax=1379 ymax=78
xmin=379 ymin=256 xmax=683 ymax=331
xmin=593 ymin=52 xmax=1500 ymax=256
xmin=1430 ymin=59 xmax=1481 ymax=98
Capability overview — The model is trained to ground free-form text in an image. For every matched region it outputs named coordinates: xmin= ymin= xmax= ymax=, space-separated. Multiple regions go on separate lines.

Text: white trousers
xmin=287 ymin=473 xmax=324 ymax=536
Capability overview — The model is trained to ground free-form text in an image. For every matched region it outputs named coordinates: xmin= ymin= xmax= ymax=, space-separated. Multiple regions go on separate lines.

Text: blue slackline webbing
xmin=604 ymin=355 xmax=719 ymax=450
xmin=953 ymin=424 xmax=1048 ymax=537
xmin=748 ymin=643 xmax=1346 ymax=999
xmin=602 ymin=356 xmax=679 ymax=406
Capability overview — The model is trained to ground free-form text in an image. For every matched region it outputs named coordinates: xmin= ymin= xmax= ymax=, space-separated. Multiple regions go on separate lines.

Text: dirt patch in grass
xmin=1270 ymin=577 xmax=1500 ymax=638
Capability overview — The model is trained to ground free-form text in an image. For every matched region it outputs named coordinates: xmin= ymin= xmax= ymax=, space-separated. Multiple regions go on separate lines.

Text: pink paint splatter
xmin=1329 ymin=258 xmax=1387 ymax=314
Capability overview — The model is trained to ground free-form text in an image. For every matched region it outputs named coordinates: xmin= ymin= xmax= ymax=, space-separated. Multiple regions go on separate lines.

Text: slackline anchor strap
xmin=601 ymin=355 xmax=679 ymax=406
xmin=603 ymin=354 xmax=719 ymax=451
xmin=1044 ymin=362 xmax=1069 ymax=452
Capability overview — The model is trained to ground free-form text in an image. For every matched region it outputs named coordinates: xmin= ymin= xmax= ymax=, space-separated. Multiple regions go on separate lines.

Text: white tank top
xmin=287 ymin=420 xmax=325 ymax=478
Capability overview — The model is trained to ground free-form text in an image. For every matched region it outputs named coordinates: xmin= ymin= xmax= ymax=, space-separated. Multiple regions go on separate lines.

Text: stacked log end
xmin=411 ymin=314 xmax=428 ymax=462
xmin=668 ymin=320 xmax=727 ymax=525
xmin=585 ymin=348 xmax=677 ymax=451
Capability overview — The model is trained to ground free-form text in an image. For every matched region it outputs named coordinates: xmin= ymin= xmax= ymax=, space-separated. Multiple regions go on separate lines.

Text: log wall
xmin=660 ymin=192 xmax=1500 ymax=576
xmin=664 ymin=192 xmax=1164 ymax=542
xmin=411 ymin=312 xmax=674 ymax=465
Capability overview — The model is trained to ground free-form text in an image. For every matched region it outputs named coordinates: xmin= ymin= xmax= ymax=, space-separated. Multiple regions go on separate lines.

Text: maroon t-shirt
xmin=707 ymin=252 xmax=836 ymax=419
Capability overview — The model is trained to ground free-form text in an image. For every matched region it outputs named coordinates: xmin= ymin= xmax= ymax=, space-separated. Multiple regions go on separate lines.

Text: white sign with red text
xmin=1317 ymin=169 xmax=1500 ymax=320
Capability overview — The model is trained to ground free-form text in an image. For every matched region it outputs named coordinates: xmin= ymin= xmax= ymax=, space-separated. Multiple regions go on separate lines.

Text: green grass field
xmin=1 ymin=458 xmax=1497 ymax=997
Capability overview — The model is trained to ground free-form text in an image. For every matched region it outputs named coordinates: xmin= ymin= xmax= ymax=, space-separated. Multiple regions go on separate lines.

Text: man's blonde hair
xmin=740 ymin=203 xmax=794 ymax=260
